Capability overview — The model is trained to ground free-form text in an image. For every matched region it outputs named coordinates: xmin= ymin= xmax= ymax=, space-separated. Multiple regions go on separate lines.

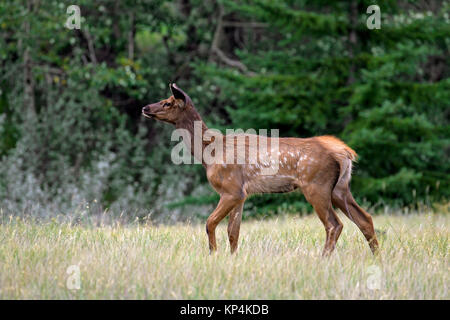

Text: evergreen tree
xmin=196 ymin=0 xmax=449 ymax=210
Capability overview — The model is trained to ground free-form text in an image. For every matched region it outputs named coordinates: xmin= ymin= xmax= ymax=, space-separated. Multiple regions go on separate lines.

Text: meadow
xmin=0 ymin=209 xmax=448 ymax=299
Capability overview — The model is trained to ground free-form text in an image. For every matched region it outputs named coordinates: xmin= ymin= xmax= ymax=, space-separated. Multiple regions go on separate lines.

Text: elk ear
xmin=169 ymin=83 xmax=192 ymax=108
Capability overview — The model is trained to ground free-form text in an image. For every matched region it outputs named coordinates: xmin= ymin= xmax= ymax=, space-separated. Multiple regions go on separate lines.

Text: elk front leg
xmin=206 ymin=194 xmax=240 ymax=253
xmin=227 ymin=201 xmax=244 ymax=254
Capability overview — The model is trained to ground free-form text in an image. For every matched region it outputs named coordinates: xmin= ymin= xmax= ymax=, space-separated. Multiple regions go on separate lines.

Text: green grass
xmin=0 ymin=211 xmax=448 ymax=299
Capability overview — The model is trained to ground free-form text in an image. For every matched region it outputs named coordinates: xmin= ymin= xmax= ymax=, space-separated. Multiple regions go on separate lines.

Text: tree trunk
xmin=128 ymin=12 xmax=135 ymax=60
xmin=347 ymin=0 xmax=358 ymax=85
xmin=23 ymin=0 xmax=36 ymax=118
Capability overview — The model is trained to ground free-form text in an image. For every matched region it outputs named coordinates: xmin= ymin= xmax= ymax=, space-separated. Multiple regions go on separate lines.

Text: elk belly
xmin=245 ymin=175 xmax=298 ymax=194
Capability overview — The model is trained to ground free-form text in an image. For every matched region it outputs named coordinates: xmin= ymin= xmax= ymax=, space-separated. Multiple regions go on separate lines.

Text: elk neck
xmin=175 ymin=105 xmax=211 ymax=166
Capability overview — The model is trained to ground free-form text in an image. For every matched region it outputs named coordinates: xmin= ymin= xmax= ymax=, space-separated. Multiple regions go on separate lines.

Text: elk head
xmin=142 ymin=83 xmax=193 ymax=125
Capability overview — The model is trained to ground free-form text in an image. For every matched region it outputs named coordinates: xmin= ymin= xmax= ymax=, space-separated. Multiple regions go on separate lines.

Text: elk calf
xmin=142 ymin=84 xmax=379 ymax=256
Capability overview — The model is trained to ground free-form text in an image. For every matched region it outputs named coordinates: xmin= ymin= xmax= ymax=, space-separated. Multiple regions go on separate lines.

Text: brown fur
xmin=143 ymin=84 xmax=379 ymax=256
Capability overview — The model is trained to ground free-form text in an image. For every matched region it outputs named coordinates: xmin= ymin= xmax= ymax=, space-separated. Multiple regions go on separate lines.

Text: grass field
xmin=0 ymin=211 xmax=448 ymax=299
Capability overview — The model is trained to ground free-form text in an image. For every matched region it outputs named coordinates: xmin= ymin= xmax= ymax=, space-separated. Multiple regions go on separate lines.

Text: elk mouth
xmin=142 ymin=107 xmax=161 ymax=119
xmin=142 ymin=110 xmax=155 ymax=119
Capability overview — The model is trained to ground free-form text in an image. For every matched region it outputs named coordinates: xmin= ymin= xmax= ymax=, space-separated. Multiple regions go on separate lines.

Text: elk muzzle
xmin=142 ymin=103 xmax=162 ymax=119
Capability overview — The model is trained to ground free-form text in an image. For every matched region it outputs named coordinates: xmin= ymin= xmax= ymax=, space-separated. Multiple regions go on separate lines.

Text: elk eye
xmin=163 ymin=102 xmax=171 ymax=108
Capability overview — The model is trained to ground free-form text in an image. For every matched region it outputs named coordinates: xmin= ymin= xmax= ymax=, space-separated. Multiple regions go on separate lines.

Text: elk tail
xmin=335 ymin=157 xmax=356 ymax=223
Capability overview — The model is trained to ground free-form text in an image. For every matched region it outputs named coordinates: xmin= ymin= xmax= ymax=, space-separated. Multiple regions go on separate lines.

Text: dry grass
xmin=0 ymin=212 xmax=448 ymax=299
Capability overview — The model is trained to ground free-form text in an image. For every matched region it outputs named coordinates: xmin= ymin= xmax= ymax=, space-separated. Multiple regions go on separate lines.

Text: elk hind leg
xmin=332 ymin=188 xmax=379 ymax=254
xmin=304 ymin=184 xmax=343 ymax=256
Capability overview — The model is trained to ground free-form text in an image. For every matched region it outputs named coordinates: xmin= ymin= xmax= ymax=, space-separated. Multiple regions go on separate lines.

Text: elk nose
xmin=142 ymin=105 xmax=150 ymax=113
